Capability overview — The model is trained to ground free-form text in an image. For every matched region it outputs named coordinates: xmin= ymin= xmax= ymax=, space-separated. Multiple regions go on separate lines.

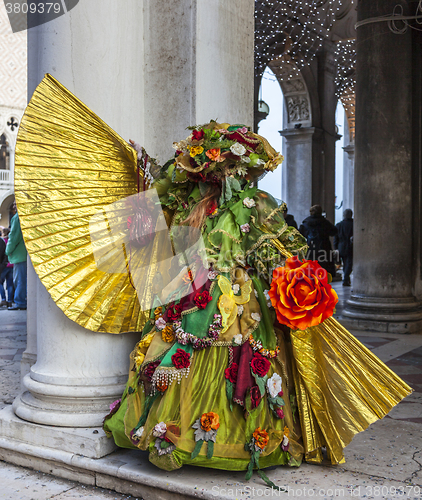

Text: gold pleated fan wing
xmin=14 ymin=73 xmax=148 ymax=334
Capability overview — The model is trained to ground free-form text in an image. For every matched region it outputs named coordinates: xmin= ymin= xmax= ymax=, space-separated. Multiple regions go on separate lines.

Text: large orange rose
xmin=200 ymin=412 xmax=220 ymax=432
xmin=268 ymin=256 xmax=338 ymax=331
xmin=253 ymin=427 xmax=269 ymax=450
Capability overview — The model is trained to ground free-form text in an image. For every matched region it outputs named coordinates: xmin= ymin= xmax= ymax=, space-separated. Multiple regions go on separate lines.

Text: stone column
xmin=279 ymin=127 xmax=321 ymax=225
xmin=342 ymin=0 xmax=422 ymax=332
xmin=342 ymin=144 xmax=355 ymax=213
xmin=1 ymin=0 xmax=254 ymax=459
xmin=342 ymin=114 xmax=355 ymax=212
xmin=13 ymin=0 xmax=144 ymax=430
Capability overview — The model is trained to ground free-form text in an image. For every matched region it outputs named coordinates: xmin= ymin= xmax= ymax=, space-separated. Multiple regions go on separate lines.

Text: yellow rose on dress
xmin=189 ymin=145 xmax=204 ymax=157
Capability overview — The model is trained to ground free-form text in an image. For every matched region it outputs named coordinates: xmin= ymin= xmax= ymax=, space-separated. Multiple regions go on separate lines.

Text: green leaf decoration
xmin=226 ymin=176 xmax=241 ymax=193
xmin=275 ymin=396 xmax=285 ymax=406
xmin=128 ymin=387 xmax=135 ymax=395
xmin=225 ymin=178 xmax=233 ymax=202
xmin=245 ymin=454 xmax=255 ymax=481
xmin=207 ymin=440 xmax=214 ymax=459
xmin=257 ymin=469 xmax=286 ymax=492
xmin=160 ymin=440 xmax=172 ymax=449
xmin=191 ymin=439 xmax=203 ymax=460
xmin=226 ymin=380 xmax=234 ymax=412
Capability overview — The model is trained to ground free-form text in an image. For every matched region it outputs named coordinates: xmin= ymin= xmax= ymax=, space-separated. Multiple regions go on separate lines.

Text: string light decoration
xmin=255 ymin=0 xmax=349 ymax=80
xmin=335 ymin=39 xmax=356 ymax=141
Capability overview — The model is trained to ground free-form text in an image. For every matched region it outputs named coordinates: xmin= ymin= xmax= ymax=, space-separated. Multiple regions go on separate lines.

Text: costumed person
xmin=334 ymin=209 xmax=354 ymax=286
xmin=299 ymin=205 xmax=337 ymax=278
xmin=14 ymin=75 xmax=411 ymax=487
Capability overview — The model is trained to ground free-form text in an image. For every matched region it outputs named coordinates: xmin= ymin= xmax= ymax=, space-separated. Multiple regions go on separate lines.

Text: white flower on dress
xmin=235 ymin=164 xmax=248 ymax=177
xmin=230 ymin=142 xmax=247 ymax=156
xmin=233 ymin=334 xmax=243 ymax=345
xmin=152 ymin=422 xmax=167 ymax=438
xmin=267 ymin=373 xmax=282 ymax=398
xmin=254 ymin=289 xmax=258 ymax=298
xmin=251 ymin=312 xmax=261 ymax=322
xmin=207 ymin=270 xmax=219 ymax=281
xmin=255 ymin=158 xmax=266 ymax=166
xmin=240 ymin=223 xmax=250 ymax=233
xmin=237 ymin=305 xmax=244 ymax=316
xmin=282 ymin=435 xmax=289 ymax=448
xmin=241 ymin=156 xmax=251 ymax=163
xmin=232 ymin=284 xmax=240 ymax=294
xmin=243 ymin=197 xmax=256 ymax=208
xmin=133 ymin=426 xmax=144 ymax=439
xmin=155 ymin=317 xmax=167 ymax=331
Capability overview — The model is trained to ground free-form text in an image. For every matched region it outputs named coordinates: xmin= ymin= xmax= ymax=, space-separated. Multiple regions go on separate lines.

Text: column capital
xmin=279 ymin=126 xmax=323 ymax=140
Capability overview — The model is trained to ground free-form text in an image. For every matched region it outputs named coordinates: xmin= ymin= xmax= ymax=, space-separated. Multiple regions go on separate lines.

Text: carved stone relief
xmin=287 ymin=96 xmax=310 ymax=122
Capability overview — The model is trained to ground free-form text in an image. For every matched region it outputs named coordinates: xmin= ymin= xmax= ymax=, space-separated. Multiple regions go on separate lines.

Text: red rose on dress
xmin=144 ymin=360 xmax=160 ymax=381
xmin=167 ymin=304 xmax=182 ymax=321
xmin=194 ymin=290 xmax=212 ymax=309
xmin=250 ymin=352 xmax=271 ymax=377
xmin=275 ymin=407 xmax=285 ymax=419
xmin=224 ymin=362 xmax=239 ymax=384
xmin=171 ymin=348 xmax=191 ymax=369
xmin=250 ymin=386 xmax=262 ymax=409
xmin=192 ymin=129 xmax=204 ymax=141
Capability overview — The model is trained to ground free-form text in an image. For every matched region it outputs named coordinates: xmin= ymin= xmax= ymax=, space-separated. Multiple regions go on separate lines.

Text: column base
xmin=0 ymin=405 xmax=116 ymax=459
xmin=342 ymin=295 xmax=422 ymax=333
xmin=13 ymin=373 xmax=125 ymax=428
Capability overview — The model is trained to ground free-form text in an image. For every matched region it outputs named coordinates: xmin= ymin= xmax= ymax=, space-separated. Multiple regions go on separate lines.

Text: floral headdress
xmin=171 ymin=121 xmax=283 ymax=184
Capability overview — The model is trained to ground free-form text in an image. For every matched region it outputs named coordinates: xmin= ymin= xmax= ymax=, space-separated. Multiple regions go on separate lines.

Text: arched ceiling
xmin=255 ymin=0 xmax=357 ymax=140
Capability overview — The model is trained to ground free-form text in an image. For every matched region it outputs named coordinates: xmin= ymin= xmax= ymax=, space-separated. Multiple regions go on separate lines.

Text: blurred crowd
xmin=283 ymin=204 xmax=353 ymax=286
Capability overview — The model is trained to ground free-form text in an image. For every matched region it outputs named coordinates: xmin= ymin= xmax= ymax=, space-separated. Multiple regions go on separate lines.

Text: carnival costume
xmin=15 ymin=75 xmax=411 ymax=481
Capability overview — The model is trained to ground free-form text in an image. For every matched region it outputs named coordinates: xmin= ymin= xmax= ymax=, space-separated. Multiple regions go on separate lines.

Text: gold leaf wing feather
xmin=15 ymin=73 xmax=148 ymax=334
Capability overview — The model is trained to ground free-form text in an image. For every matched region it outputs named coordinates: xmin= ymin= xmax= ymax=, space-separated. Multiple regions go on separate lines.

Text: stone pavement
xmin=1 ymin=283 xmax=422 ymax=499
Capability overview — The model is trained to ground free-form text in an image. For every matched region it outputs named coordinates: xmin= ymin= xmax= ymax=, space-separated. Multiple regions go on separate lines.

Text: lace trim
xmin=207 ymin=228 xmax=243 ymax=247
xmin=262 ymin=204 xmax=286 ymax=225
xmin=246 ymin=225 xmax=289 ymax=256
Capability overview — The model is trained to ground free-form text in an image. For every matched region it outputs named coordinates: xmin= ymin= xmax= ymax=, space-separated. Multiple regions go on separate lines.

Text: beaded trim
xmin=248 ymin=334 xmax=280 ymax=359
xmin=174 ymin=314 xmax=223 ymax=350
xmin=151 ymin=366 xmax=190 ymax=392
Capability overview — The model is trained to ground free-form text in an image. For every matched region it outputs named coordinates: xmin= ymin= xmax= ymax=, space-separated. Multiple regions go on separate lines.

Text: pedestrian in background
xmin=0 ymin=227 xmax=14 ymax=307
xmin=282 ymin=205 xmax=298 ymax=229
xmin=299 ymin=204 xmax=337 ymax=277
xmin=334 ymin=208 xmax=354 ymax=286
xmin=6 ymin=202 xmax=27 ymax=310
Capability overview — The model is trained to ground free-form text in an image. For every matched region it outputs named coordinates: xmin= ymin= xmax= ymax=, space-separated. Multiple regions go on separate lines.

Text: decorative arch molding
xmin=0 ymin=191 xmax=15 ymax=208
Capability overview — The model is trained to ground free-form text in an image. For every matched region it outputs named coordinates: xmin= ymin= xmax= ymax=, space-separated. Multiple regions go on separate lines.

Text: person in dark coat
xmin=334 ymin=208 xmax=353 ymax=286
xmin=282 ymin=205 xmax=298 ymax=229
xmin=299 ymin=205 xmax=337 ymax=277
